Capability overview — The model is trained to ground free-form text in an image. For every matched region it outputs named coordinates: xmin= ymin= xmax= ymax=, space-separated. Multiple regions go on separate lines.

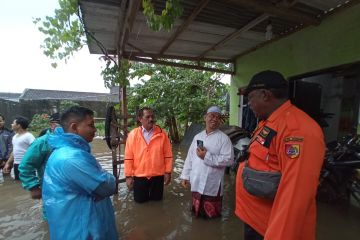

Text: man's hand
xmin=181 ymin=179 xmax=190 ymax=188
xmin=126 ymin=177 xmax=134 ymax=190
xmin=196 ymin=147 xmax=207 ymax=160
xmin=3 ymin=161 xmax=13 ymax=174
xmin=164 ymin=173 xmax=171 ymax=185
xmin=30 ymin=187 xmax=42 ymax=199
xmin=3 ymin=153 xmax=14 ymax=174
xmin=0 ymin=161 xmax=5 ymax=170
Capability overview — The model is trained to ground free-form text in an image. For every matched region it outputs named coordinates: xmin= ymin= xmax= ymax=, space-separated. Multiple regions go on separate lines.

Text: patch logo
xmin=256 ymin=135 xmax=265 ymax=145
xmin=259 ymin=127 xmax=270 ymax=138
xmin=285 ymin=144 xmax=300 ymax=158
xmin=284 ymin=136 xmax=304 ymax=142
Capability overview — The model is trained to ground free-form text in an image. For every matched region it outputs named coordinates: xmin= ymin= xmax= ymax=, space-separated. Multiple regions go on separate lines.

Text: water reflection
xmin=0 ymin=140 xmax=360 ymax=240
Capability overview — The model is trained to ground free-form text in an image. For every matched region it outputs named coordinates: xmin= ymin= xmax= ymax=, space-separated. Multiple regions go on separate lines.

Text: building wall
xmin=0 ymin=99 xmax=117 ymax=128
xmin=230 ymin=4 xmax=360 ymax=125
xmin=0 ymin=99 xmax=22 ymax=128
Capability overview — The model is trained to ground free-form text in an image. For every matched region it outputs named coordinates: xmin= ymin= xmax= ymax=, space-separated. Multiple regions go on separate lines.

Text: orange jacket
xmin=235 ymin=100 xmax=325 ymax=240
xmin=124 ymin=125 xmax=173 ymax=177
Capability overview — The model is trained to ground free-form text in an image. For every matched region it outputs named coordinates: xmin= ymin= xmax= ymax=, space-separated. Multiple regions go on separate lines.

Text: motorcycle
xmin=317 ymin=135 xmax=360 ymax=205
xmin=220 ymin=125 xmax=250 ymax=173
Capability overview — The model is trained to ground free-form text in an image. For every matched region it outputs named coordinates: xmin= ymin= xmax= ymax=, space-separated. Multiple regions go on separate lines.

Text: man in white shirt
xmin=4 ymin=116 xmax=35 ymax=180
xmin=180 ymin=106 xmax=234 ymax=218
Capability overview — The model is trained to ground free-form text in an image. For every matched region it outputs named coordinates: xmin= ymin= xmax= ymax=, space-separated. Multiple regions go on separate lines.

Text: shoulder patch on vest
xmin=255 ymin=126 xmax=277 ymax=148
xmin=285 ymin=144 xmax=300 ymax=158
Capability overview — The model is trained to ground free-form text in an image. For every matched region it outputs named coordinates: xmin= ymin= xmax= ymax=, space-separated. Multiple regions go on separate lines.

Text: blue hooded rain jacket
xmin=42 ymin=131 xmax=118 ymax=240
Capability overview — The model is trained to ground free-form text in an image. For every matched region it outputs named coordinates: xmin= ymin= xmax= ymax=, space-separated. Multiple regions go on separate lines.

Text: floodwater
xmin=1 ymin=139 xmax=360 ymax=240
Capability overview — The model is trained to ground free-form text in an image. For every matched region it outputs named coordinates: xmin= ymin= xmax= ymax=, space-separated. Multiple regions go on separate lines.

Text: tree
xmin=34 ymin=0 xmax=183 ymax=80
xmin=34 ymin=1 xmax=231 ymax=143
xmin=59 ymin=100 xmax=79 ymax=112
xmin=33 ymin=0 xmax=86 ymax=68
xmin=128 ymin=61 xmax=229 ymax=143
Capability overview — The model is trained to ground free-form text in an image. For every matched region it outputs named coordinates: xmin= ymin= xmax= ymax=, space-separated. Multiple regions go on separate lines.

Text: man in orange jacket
xmin=124 ymin=107 xmax=173 ymax=203
xmin=235 ymin=70 xmax=325 ymax=240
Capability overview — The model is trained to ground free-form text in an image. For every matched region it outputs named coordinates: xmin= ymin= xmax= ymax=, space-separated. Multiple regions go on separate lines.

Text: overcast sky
xmin=0 ymin=0 xmax=230 ymax=94
xmin=0 ymin=0 xmax=109 ymax=93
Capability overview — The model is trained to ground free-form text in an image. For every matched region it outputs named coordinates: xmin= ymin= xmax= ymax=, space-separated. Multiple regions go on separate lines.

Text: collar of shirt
xmin=252 ymin=101 xmax=291 ymax=141
xmin=264 ymin=100 xmax=292 ymax=123
xmin=205 ymin=129 xmax=220 ymax=136
xmin=141 ymin=126 xmax=154 ymax=144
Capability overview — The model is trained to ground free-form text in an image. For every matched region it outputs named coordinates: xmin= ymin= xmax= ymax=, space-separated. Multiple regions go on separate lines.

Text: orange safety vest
xmin=235 ymin=100 xmax=325 ymax=240
xmin=124 ymin=125 xmax=173 ymax=177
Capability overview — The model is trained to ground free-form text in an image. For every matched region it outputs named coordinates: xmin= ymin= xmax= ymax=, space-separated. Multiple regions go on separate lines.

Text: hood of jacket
xmin=48 ymin=127 xmax=91 ymax=153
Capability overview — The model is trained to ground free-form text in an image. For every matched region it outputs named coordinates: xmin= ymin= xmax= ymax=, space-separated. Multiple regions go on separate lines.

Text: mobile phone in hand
xmin=197 ymin=140 xmax=204 ymax=149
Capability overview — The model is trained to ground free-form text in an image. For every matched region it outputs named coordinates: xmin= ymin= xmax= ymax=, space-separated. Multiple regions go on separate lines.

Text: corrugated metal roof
xmin=0 ymin=92 xmax=22 ymax=102
xmin=19 ymin=89 xmax=119 ymax=102
xmin=79 ymin=0 xmax=358 ymax=73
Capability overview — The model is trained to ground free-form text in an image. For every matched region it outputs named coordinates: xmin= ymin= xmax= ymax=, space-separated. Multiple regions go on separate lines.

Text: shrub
xmin=29 ymin=113 xmax=50 ymax=135
xmin=95 ymin=121 xmax=105 ymax=137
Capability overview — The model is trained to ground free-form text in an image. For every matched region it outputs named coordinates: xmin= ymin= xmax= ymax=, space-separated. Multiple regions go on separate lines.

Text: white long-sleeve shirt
xmin=180 ymin=129 xmax=234 ymax=196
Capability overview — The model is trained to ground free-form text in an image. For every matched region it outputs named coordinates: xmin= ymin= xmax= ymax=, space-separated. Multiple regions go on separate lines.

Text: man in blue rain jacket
xmin=42 ymin=106 xmax=118 ymax=240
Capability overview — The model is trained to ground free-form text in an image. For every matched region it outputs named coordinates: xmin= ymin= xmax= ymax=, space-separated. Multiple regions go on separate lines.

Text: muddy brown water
xmin=1 ymin=139 xmax=360 ymax=240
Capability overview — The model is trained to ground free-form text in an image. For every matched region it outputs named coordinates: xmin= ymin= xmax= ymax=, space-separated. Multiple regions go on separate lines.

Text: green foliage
xmin=59 ymin=100 xmax=79 ymax=112
xmin=142 ymin=0 xmax=183 ymax=31
xmin=29 ymin=113 xmax=50 ymax=135
xmin=33 ymin=0 xmax=86 ymax=67
xmin=101 ymin=59 xmax=131 ymax=88
xmin=35 ymin=0 xmax=182 ymax=91
xmin=35 ymin=0 xmax=130 ymax=90
xmin=128 ymin=61 xmax=229 ymax=139
xmin=95 ymin=121 xmax=105 ymax=136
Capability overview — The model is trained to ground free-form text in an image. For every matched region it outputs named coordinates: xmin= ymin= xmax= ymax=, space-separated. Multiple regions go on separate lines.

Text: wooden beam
xmin=81 ymin=0 xmax=123 ymax=7
xmin=126 ymin=51 xmax=234 ymax=63
xmin=125 ymin=55 xmax=234 ymax=75
xmin=116 ymin=0 xmax=141 ymax=58
xmin=276 ymin=0 xmax=297 ymax=8
xmin=126 ymin=42 xmax=148 ymax=56
xmin=232 ymin=20 xmax=306 ymax=61
xmin=198 ymin=14 xmax=269 ymax=58
xmin=224 ymin=0 xmax=320 ymax=26
xmin=122 ymin=0 xmax=141 ymax=54
xmin=159 ymin=0 xmax=210 ymax=55
xmin=115 ymin=0 xmax=128 ymax=57
xmin=124 ymin=43 xmax=234 ymax=63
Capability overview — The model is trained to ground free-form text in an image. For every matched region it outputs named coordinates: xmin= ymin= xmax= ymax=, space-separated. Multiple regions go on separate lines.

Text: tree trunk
xmin=166 ymin=117 xmax=175 ymax=142
xmin=171 ymin=116 xmax=180 ymax=144
xmin=184 ymin=119 xmax=189 ymax=134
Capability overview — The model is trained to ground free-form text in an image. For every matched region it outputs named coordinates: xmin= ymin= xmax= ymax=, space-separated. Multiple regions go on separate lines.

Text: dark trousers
xmin=133 ymin=176 xmax=164 ymax=203
xmin=14 ymin=164 xmax=20 ymax=180
xmin=244 ymin=223 xmax=263 ymax=240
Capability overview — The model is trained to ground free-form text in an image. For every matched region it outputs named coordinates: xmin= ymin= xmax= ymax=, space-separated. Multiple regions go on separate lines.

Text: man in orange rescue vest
xmin=235 ymin=70 xmax=325 ymax=240
xmin=125 ymin=107 xmax=173 ymax=203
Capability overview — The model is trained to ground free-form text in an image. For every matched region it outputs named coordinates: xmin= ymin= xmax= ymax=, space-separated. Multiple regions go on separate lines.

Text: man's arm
xmin=163 ymin=134 xmax=173 ymax=185
xmin=265 ymin=134 xmax=325 ymax=239
xmin=180 ymin=140 xmax=196 ymax=188
xmin=202 ymin=136 xmax=234 ymax=167
xmin=3 ymin=152 xmax=14 ymax=174
xmin=5 ymin=131 xmax=14 ymax=159
xmin=63 ymin=152 xmax=116 ymax=200
xmin=124 ymin=133 xmax=134 ymax=189
xmin=19 ymin=137 xmax=50 ymax=197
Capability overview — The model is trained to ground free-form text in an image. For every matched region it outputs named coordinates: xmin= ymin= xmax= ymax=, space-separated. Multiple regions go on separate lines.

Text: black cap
xmin=244 ymin=70 xmax=288 ymax=95
xmin=49 ymin=113 xmax=60 ymax=122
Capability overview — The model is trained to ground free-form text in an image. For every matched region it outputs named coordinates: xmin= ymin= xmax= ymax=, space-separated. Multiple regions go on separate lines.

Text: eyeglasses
xmin=207 ymin=113 xmax=221 ymax=120
xmin=143 ymin=115 xmax=154 ymax=119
